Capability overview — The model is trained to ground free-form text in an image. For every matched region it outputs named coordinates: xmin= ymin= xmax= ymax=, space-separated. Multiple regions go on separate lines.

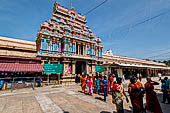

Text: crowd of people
xmin=75 ymin=73 xmax=164 ymax=113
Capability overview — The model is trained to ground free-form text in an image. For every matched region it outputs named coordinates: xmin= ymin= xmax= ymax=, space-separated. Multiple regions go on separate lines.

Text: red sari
xmin=109 ymin=76 xmax=114 ymax=92
xmin=100 ymin=78 xmax=103 ymax=93
xmin=128 ymin=83 xmax=142 ymax=113
xmin=145 ymin=82 xmax=163 ymax=113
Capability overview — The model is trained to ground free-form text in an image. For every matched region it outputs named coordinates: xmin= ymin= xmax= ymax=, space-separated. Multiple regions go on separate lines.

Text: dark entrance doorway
xmin=76 ymin=61 xmax=86 ymax=74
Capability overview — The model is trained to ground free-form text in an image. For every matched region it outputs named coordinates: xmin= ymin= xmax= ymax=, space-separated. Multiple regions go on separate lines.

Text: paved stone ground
xmin=0 ymin=77 xmax=169 ymax=113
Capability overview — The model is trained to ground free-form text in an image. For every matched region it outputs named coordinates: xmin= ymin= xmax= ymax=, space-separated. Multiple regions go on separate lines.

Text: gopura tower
xmin=36 ymin=2 xmax=103 ymax=76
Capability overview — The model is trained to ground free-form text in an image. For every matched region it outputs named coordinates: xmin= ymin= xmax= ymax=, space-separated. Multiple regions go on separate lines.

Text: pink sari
xmin=88 ymin=80 xmax=93 ymax=96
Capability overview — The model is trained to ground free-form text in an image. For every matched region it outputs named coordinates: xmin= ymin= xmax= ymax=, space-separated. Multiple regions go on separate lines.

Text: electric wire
xmin=85 ymin=0 xmax=109 ymax=15
xmin=148 ymin=51 xmax=170 ymax=58
xmin=83 ymin=0 xmax=170 ymax=60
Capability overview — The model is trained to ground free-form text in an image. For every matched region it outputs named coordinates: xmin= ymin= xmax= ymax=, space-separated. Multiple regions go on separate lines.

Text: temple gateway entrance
xmin=76 ymin=61 xmax=86 ymax=74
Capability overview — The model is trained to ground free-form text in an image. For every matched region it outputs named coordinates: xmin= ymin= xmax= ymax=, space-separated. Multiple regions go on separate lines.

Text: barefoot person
xmin=109 ymin=74 xmax=114 ymax=94
xmin=99 ymin=75 xmax=104 ymax=94
xmin=145 ymin=77 xmax=163 ymax=113
xmin=88 ymin=76 xmax=93 ymax=96
xmin=112 ymin=77 xmax=129 ymax=113
xmin=81 ymin=75 xmax=86 ymax=93
xmin=135 ymin=76 xmax=145 ymax=113
xmin=95 ymin=76 xmax=100 ymax=94
xmin=102 ymin=76 xmax=108 ymax=102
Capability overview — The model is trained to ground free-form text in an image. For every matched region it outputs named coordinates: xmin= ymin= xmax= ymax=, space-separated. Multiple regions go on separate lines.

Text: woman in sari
xmin=135 ymin=76 xmax=145 ymax=113
xmin=106 ymin=78 xmax=110 ymax=96
xmin=128 ymin=77 xmax=142 ymax=113
xmin=88 ymin=76 xmax=93 ymax=96
xmin=112 ymin=77 xmax=129 ymax=113
xmin=145 ymin=77 xmax=163 ymax=113
xmin=99 ymin=75 xmax=104 ymax=93
xmin=109 ymin=75 xmax=114 ymax=93
xmin=81 ymin=75 xmax=86 ymax=93
xmin=95 ymin=76 xmax=100 ymax=94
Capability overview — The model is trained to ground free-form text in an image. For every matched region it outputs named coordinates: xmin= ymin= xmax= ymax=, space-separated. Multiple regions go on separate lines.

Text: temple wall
xmin=0 ymin=49 xmax=36 ymax=57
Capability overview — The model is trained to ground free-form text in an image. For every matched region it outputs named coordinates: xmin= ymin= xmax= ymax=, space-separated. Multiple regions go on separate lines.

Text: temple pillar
xmin=79 ymin=44 xmax=82 ymax=55
xmin=82 ymin=45 xmax=84 ymax=55
xmin=83 ymin=44 xmax=86 ymax=55
xmin=109 ymin=67 xmax=112 ymax=73
xmin=59 ymin=41 xmax=61 ymax=52
xmin=108 ymin=67 xmax=110 ymax=74
xmin=92 ymin=63 xmax=96 ymax=75
xmin=87 ymin=45 xmax=89 ymax=55
xmin=146 ymin=68 xmax=149 ymax=76
xmin=71 ymin=42 xmax=73 ymax=53
xmin=85 ymin=45 xmax=87 ymax=55
xmin=153 ymin=69 xmax=155 ymax=76
xmin=155 ymin=70 xmax=157 ymax=76
xmin=104 ymin=66 xmax=109 ymax=75
xmin=86 ymin=62 xmax=89 ymax=74
xmin=74 ymin=43 xmax=76 ymax=54
xmin=63 ymin=62 xmax=69 ymax=76
xmin=72 ymin=61 xmax=76 ymax=75
xmin=91 ymin=45 xmax=93 ymax=56
xmin=152 ymin=69 xmax=154 ymax=76
xmin=72 ymin=42 xmax=74 ymax=53
xmin=78 ymin=44 xmax=79 ymax=55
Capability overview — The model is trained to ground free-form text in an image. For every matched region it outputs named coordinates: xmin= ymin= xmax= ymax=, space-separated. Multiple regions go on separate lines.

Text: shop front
xmin=0 ymin=63 xmax=44 ymax=90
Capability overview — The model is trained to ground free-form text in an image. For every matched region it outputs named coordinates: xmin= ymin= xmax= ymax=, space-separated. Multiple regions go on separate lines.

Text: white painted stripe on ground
xmin=35 ymin=94 xmax=63 ymax=113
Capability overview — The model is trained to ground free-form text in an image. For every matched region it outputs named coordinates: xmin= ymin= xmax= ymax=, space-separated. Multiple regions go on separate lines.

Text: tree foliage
xmin=153 ymin=60 xmax=170 ymax=66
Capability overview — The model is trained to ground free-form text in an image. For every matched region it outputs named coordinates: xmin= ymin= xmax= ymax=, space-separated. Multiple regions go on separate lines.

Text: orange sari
xmin=81 ymin=77 xmax=86 ymax=93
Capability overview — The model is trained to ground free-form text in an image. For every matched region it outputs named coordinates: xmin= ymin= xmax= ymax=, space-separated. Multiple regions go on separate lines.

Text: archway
xmin=76 ymin=61 xmax=86 ymax=74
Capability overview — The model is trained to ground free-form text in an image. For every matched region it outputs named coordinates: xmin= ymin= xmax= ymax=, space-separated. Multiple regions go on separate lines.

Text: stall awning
xmin=115 ymin=63 xmax=170 ymax=70
xmin=0 ymin=63 xmax=44 ymax=72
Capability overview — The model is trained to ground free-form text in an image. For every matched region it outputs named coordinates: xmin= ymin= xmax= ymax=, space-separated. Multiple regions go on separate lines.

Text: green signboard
xmin=44 ymin=64 xmax=63 ymax=74
xmin=95 ymin=65 xmax=104 ymax=72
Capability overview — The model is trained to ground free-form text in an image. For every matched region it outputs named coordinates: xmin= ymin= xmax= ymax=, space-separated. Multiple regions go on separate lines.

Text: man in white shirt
xmin=137 ymin=73 xmax=140 ymax=79
xmin=158 ymin=73 xmax=162 ymax=81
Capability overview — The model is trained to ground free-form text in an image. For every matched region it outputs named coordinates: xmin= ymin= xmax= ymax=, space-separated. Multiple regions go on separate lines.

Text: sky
xmin=1 ymin=0 xmax=170 ymax=61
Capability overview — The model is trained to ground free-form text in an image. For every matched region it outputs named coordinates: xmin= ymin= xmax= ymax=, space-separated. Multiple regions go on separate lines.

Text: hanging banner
xmin=44 ymin=64 xmax=63 ymax=74
xmin=95 ymin=65 xmax=104 ymax=72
